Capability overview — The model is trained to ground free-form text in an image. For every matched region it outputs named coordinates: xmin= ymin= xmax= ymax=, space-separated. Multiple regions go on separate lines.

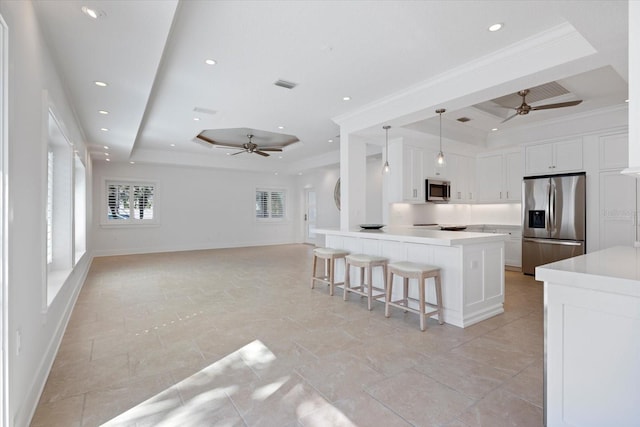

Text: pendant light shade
xmin=436 ymin=108 xmax=446 ymax=168
xmin=383 ymin=125 xmax=391 ymax=173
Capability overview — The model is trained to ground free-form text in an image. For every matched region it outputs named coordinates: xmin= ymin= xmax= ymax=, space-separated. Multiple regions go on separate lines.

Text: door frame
xmin=303 ymin=188 xmax=317 ymax=245
xmin=0 ymin=12 xmax=9 ymax=427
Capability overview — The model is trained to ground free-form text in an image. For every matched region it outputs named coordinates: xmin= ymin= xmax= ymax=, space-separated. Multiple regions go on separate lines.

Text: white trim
xmin=0 ymin=12 xmax=8 ymax=427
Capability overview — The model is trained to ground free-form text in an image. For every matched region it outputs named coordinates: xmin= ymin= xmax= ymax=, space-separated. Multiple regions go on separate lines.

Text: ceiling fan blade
xmin=501 ymin=112 xmax=519 ymax=123
xmin=259 ymin=147 xmax=283 ymax=152
xmin=196 ymin=134 xmax=217 ymax=144
xmin=254 ymin=150 xmax=270 ymax=157
xmin=530 ymin=100 xmax=583 ymax=111
xmin=230 ymin=150 xmax=246 ymax=156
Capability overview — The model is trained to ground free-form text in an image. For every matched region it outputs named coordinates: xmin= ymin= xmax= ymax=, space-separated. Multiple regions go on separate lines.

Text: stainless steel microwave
xmin=425 ymin=179 xmax=451 ymax=202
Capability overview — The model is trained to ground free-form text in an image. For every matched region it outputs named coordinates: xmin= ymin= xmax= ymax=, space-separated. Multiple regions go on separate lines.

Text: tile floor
xmin=31 ymin=244 xmax=544 ymax=427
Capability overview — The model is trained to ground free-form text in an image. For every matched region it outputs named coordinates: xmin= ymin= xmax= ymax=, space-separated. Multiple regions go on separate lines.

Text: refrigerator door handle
xmin=550 ymin=182 xmax=556 ymax=233
xmin=523 ymin=237 xmax=582 ymax=246
xmin=546 ymin=182 xmax=551 ymax=230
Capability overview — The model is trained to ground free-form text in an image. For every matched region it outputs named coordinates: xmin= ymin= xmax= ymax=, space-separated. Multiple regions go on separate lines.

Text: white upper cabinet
xmin=599 ymin=133 xmax=628 ymax=170
xmin=476 ymin=150 xmax=522 ymax=203
xmin=401 ymin=145 xmax=424 ymax=202
xmin=504 ymin=151 xmax=523 ymax=201
xmin=525 ymin=138 xmax=583 ymax=175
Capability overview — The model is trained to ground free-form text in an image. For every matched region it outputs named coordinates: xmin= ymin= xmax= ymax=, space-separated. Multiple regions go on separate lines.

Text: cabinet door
xmin=447 ymin=154 xmax=465 ymax=202
xmin=402 ymin=146 xmax=423 ymax=201
xmin=466 ymin=156 xmax=477 ymax=202
xmin=476 ymin=155 xmax=503 ymax=201
xmin=554 ymin=139 xmax=583 ymax=172
xmin=599 ymin=171 xmax=637 ymax=249
xmin=525 ymin=144 xmax=554 ymax=175
xmin=504 ymin=151 xmax=523 ymax=201
xmin=402 ymin=146 xmax=414 ymax=200
xmin=411 ymin=147 xmax=424 ymax=200
xmin=599 ymin=133 xmax=629 ymax=170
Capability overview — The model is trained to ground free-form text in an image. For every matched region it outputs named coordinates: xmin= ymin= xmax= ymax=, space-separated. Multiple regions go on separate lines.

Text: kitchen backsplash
xmin=389 ymin=203 xmax=521 ymax=226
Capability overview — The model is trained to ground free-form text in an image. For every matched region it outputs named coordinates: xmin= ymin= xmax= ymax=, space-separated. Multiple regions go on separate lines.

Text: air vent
xmin=193 ymin=107 xmax=217 ymax=115
xmin=274 ymin=79 xmax=298 ymax=89
xmin=457 ymin=117 xmax=471 ymax=123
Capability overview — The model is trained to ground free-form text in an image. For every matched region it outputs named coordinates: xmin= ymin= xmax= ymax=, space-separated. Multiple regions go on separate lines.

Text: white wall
xmin=1 ymin=2 xmax=92 ymax=426
xmin=92 ymin=161 xmax=301 ymax=255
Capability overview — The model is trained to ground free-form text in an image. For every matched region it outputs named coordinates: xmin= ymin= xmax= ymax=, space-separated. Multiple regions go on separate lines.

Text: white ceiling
xmin=32 ymin=0 xmax=629 ymax=173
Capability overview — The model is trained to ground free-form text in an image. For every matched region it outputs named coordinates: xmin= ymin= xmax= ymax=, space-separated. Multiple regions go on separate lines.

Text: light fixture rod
xmin=436 ymin=108 xmax=446 ymax=166
xmin=383 ymin=125 xmax=391 ymax=173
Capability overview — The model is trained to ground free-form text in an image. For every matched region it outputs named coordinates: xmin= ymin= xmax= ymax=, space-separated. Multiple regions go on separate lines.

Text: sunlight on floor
xmin=100 ymin=339 xmax=351 ymax=426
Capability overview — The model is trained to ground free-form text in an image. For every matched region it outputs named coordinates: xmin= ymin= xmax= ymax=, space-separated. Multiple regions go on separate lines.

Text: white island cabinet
xmin=314 ymin=227 xmax=507 ymax=328
xmin=537 ymin=246 xmax=640 ymax=427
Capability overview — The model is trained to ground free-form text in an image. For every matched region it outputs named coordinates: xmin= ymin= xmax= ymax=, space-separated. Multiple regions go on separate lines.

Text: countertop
xmin=536 ymin=246 xmax=640 ymax=297
xmin=313 ymin=226 xmax=508 ymax=247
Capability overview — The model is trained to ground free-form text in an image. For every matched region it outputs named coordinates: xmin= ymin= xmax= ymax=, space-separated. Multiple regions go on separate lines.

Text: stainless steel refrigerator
xmin=522 ymin=172 xmax=586 ymax=275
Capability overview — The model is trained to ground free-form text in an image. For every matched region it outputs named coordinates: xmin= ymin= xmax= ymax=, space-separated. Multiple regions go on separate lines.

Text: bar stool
xmin=310 ymin=247 xmax=350 ymax=296
xmin=343 ymin=254 xmax=389 ymax=310
xmin=385 ymin=261 xmax=443 ymax=331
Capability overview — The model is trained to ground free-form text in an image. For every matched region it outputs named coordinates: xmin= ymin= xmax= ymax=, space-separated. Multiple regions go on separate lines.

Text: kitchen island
xmin=314 ymin=227 xmax=507 ymax=328
xmin=537 ymin=246 xmax=640 ymax=426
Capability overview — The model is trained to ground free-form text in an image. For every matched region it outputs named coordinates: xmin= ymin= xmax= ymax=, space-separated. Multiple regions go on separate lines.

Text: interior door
xmin=304 ymin=189 xmax=317 ymax=244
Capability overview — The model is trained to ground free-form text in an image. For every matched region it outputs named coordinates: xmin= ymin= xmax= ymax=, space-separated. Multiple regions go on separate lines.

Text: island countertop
xmin=313 ymin=226 xmax=508 ymax=247
xmin=536 ymin=245 xmax=640 ymax=297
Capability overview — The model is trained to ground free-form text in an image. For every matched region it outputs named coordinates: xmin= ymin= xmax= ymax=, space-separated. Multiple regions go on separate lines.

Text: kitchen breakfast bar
xmin=314 ymin=227 xmax=508 ymax=328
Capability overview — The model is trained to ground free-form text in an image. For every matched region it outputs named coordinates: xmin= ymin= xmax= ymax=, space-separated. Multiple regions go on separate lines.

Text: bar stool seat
xmin=343 ymin=254 xmax=389 ymax=310
xmin=385 ymin=261 xmax=444 ymax=331
xmin=311 ymin=247 xmax=350 ymax=296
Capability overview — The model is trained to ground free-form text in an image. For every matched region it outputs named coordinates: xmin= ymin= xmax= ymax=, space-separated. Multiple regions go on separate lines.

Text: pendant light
xmin=436 ymin=108 xmax=446 ymax=167
xmin=383 ymin=125 xmax=391 ymax=173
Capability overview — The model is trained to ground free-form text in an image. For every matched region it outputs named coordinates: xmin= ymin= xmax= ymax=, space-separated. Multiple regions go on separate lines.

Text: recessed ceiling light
xmin=625 ymin=99 xmax=630 ymax=103
xmin=104 ymin=152 xmax=109 ymax=156
xmin=226 ymin=152 xmax=231 ymax=156
xmin=170 ymin=143 xmax=176 ymax=147
xmin=278 ymin=156 xmax=283 ymax=159
xmin=100 ymin=128 xmax=109 ymax=132
xmin=98 ymin=110 xmax=109 ymax=115
xmin=274 ymin=172 xmax=279 ymax=176
xmin=328 ymin=139 xmax=333 ymax=143
xmin=193 ymin=117 xmax=200 ymax=121
xmin=343 ymin=96 xmax=351 ymax=101
xmin=104 ymin=145 xmax=109 ymax=149
xmin=298 ymin=172 xmax=303 ymax=176
xmin=94 ymin=81 xmax=108 ymax=87
xmin=491 ymin=128 xmax=498 ymax=131
xmin=81 ymin=6 xmax=105 ymax=19
xmin=130 ymin=161 xmax=135 ymax=164
xmin=105 ymin=158 xmax=110 ymax=162
xmin=205 ymin=59 xmax=217 ymax=65
xmin=488 ymin=23 xmax=503 ymax=32
xmin=278 ymin=126 xmax=284 ymax=130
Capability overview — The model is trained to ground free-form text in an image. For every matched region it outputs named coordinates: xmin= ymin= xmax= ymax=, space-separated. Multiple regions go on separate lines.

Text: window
xmin=105 ymin=181 xmax=156 ymax=224
xmin=74 ymin=154 xmax=86 ymax=264
xmin=46 ymin=109 xmax=74 ymax=305
xmin=256 ymin=189 xmax=285 ymax=220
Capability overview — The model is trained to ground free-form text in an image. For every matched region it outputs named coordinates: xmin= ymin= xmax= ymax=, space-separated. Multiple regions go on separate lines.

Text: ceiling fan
xmin=196 ymin=133 xmax=283 ymax=157
xmin=502 ymin=89 xmax=583 ymax=123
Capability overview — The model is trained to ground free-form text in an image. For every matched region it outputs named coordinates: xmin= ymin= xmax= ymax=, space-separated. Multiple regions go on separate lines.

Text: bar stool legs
xmin=385 ymin=261 xmax=443 ymax=331
xmin=343 ymin=254 xmax=388 ymax=310
xmin=310 ymin=247 xmax=350 ymax=296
